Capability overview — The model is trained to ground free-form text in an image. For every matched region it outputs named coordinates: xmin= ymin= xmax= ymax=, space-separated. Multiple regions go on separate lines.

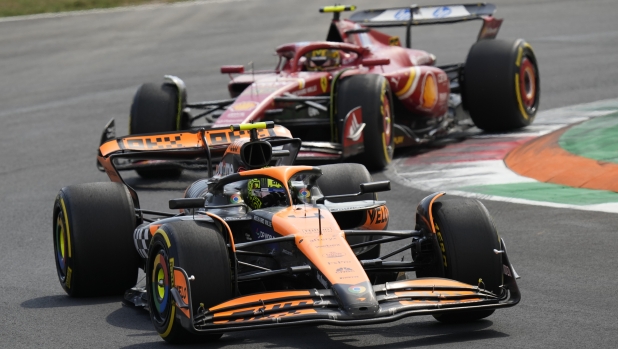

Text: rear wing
xmin=96 ymin=119 xmax=297 ymax=207
xmin=343 ymin=3 xmax=502 ymax=47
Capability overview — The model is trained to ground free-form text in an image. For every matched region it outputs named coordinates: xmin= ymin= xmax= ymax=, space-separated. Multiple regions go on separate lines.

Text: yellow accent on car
xmin=156 ymin=228 xmax=172 ymax=248
xmin=161 ymin=306 xmax=176 ymax=338
xmin=60 ymin=198 xmax=72 ymax=258
xmin=395 ymin=68 xmax=416 ymax=97
xmin=320 ymin=5 xmax=356 ymax=13
xmin=232 ymin=122 xmax=268 ymax=131
xmin=382 ymin=133 xmax=391 ymax=164
xmin=514 ymin=73 xmax=529 ymax=120
xmin=66 ymin=267 xmax=72 ymax=289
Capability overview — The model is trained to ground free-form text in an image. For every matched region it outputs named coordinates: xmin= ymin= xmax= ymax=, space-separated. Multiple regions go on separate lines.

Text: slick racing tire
xmin=147 ymin=220 xmax=232 ymax=343
xmin=337 ymin=74 xmax=394 ymax=170
xmin=317 ymin=163 xmax=381 ymax=260
xmin=130 ymin=82 xmax=185 ymax=179
xmin=464 ymin=39 xmax=539 ymax=131
xmin=420 ymin=197 xmax=503 ymax=323
xmin=52 ymin=182 xmax=139 ymax=297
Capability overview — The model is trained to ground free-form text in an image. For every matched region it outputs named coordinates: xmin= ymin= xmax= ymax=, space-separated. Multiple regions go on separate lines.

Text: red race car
xmin=127 ymin=3 xmax=538 ymax=176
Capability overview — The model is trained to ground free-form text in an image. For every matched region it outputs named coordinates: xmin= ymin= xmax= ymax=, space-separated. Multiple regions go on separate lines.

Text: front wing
xmin=171 ymin=249 xmax=520 ymax=334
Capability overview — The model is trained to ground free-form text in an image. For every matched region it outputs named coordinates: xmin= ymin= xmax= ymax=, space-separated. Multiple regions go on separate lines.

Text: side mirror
xmin=361 ymin=58 xmax=390 ymax=67
xmin=316 ymin=180 xmax=391 ymax=204
xmin=360 ymin=181 xmax=391 ymax=194
xmin=221 ymin=65 xmax=244 ymax=74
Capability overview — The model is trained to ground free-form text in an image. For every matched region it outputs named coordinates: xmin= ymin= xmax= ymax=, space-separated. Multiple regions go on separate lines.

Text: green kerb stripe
xmin=559 ymin=112 xmax=618 ymax=164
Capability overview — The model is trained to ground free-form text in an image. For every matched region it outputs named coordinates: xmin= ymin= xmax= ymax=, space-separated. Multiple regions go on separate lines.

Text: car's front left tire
xmin=53 ymin=182 xmax=139 ymax=297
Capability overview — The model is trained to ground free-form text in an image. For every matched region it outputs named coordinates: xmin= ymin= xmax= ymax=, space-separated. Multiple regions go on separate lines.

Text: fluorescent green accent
xmin=559 ymin=112 xmax=618 ymax=163
xmin=232 ymin=122 xmax=267 ymax=131
xmin=156 ymin=229 xmax=171 ymax=248
xmin=321 ymin=5 xmax=356 ymax=13
xmin=60 ymin=198 xmax=72 ymax=258
xmin=58 ymin=217 xmax=65 ymax=259
xmin=461 ymin=182 xmax=618 ymax=205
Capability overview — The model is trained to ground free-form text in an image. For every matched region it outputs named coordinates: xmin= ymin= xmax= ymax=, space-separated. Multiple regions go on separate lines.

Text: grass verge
xmin=0 ymin=0 xmax=183 ymax=17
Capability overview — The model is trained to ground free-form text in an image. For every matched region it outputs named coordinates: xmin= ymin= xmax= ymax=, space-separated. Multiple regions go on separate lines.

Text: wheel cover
xmin=151 ymin=251 xmax=170 ymax=323
xmin=518 ymin=57 xmax=537 ymax=113
xmin=54 ymin=214 xmax=67 ymax=280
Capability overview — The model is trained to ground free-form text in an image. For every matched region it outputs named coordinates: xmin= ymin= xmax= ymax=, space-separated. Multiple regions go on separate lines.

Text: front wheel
xmin=415 ymin=197 xmax=503 ymax=322
xmin=147 ymin=220 xmax=232 ymax=343
xmin=337 ymin=74 xmax=394 ymax=170
xmin=52 ymin=182 xmax=139 ymax=297
xmin=464 ymin=39 xmax=540 ymax=131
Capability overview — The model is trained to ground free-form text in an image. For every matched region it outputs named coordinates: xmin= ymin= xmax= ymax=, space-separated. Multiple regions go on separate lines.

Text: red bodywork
xmin=212 ymin=19 xmax=454 ymax=158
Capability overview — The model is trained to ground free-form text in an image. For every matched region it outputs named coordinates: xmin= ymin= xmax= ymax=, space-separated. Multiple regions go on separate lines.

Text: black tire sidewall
xmin=431 ymin=198 xmax=503 ymax=295
xmin=130 ymin=82 xmax=181 ymax=134
xmin=130 ymin=82 xmax=184 ymax=178
xmin=337 ymin=74 xmax=394 ymax=170
xmin=52 ymin=182 xmax=138 ymax=297
xmin=464 ymin=39 xmax=539 ymax=131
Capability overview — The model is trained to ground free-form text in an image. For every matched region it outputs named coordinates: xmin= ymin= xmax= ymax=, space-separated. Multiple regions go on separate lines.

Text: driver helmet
xmin=304 ymin=49 xmax=341 ymax=71
xmin=245 ymin=178 xmax=287 ymax=209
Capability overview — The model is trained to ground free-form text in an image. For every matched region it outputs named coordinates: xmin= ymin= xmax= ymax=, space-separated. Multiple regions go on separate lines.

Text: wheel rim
xmin=151 ymin=250 xmax=171 ymax=324
xmin=519 ymin=57 xmax=537 ymax=113
xmin=54 ymin=213 xmax=67 ymax=281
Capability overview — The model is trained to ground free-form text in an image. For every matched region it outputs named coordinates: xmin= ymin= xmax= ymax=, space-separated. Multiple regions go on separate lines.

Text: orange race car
xmin=53 ymin=122 xmax=520 ymax=343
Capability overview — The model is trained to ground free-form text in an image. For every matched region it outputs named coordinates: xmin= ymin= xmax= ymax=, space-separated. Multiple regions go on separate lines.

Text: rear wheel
xmin=130 ymin=82 xmax=185 ymax=178
xmin=147 ymin=220 xmax=232 ymax=343
xmin=317 ymin=163 xmax=381 ymax=260
xmin=337 ymin=74 xmax=394 ymax=170
xmin=52 ymin=182 xmax=139 ymax=297
xmin=416 ymin=197 xmax=502 ymax=322
xmin=464 ymin=39 xmax=539 ymax=131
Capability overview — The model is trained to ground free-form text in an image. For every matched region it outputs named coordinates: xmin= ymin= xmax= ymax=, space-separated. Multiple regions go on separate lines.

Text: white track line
xmin=386 ymin=98 xmax=618 ymax=213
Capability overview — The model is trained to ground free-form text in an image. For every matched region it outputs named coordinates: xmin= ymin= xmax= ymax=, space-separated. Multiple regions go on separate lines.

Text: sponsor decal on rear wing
xmin=349 ymin=3 xmax=497 ymax=27
xmin=348 ymin=3 xmax=502 ymax=43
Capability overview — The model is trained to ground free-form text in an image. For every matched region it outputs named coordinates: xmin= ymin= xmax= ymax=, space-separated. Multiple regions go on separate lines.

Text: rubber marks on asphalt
xmin=387 ymin=99 xmax=618 ymax=213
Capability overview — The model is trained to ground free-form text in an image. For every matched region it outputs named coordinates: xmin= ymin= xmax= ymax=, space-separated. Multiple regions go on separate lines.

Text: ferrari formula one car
xmin=54 ymin=122 xmax=520 ymax=343
xmin=127 ymin=3 xmax=539 ymax=176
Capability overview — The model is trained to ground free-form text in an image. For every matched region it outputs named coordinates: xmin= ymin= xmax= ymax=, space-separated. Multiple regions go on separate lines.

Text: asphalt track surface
xmin=1 ymin=0 xmax=617 ymax=347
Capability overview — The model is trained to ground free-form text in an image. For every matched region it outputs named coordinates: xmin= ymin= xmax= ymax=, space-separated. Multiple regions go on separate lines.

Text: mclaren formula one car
xmin=54 ymin=122 xmax=520 ymax=343
xmin=127 ymin=3 xmax=539 ymax=176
